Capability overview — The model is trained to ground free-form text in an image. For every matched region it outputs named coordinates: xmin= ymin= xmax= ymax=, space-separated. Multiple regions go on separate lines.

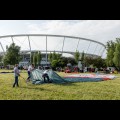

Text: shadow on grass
xmin=19 ymin=86 xmax=61 ymax=92
xmin=52 ymin=82 xmax=80 ymax=86
xmin=20 ymin=86 xmax=45 ymax=91
xmin=19 ymin=82 xmax=79 ymax=91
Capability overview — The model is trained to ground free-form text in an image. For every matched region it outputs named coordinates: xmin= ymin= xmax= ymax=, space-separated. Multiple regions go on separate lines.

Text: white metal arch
xmin=0 ymin=34 xmax=106 ymax=64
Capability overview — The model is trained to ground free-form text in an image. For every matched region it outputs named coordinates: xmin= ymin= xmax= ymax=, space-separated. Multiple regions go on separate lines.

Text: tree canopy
xmin=106 ymin=38 xmax=120 ymax=70
xmin=3 ymin=43 xmax=21 ymax=65
xmin=74 ymin=50 xmax=80 ymax=63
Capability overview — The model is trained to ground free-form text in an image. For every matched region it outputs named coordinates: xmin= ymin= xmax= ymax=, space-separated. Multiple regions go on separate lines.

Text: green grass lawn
xmin=0 ymin=69 xmax=120 ymax=100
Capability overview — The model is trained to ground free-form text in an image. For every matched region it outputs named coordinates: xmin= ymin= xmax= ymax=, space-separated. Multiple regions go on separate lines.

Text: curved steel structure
xmin=0 ymin=34 xmax=106 ymax=64
xmin=0 ymin=34 xmax=106 ymax=47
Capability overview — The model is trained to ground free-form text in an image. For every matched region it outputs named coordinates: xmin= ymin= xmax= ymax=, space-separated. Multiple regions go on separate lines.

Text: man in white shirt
xmin=26 ymin=64 xmax=34 ymax=82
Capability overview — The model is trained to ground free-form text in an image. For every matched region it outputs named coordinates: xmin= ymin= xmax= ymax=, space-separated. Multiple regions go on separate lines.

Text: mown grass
xmin=0 ymin=69 xmax=120 ymax=100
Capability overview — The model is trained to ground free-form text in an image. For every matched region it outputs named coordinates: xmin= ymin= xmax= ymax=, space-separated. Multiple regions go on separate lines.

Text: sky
xmin=0 ymin=20 xmax=120 ymax=58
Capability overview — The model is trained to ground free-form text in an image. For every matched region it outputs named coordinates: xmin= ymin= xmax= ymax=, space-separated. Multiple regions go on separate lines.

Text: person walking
xmin=13 ymin=64 xmax=20 ymax=87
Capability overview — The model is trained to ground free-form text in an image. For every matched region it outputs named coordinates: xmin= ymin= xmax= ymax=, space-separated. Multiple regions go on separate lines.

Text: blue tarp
xmin=30 ymin=69 xmax=106 ymax=84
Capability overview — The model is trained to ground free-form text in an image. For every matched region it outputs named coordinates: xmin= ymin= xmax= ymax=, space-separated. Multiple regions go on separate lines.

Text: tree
xmin=116 ymin=38 xmax=120 ymax=44
xmin=80 ymin=51 xmax=85 ymax=70
xmin=84 ymin=56 xmax=94 ymax=66
xmin=113 ymin=43 xmax=120 ymax=70
xmin=0 ymin=55 xmax=3 ymax=62
xmin=56 ymin=53 xmax=62 ymax=60
xmin=0 ymin=55 xmax=3 ymax=66
xmin=52 ymin=51 xmax=57 ymax=60
xmin=84 ymin=56 xmax=106 ymax=69
xmin=51 ymin=60 xmax=58 ymax=69
xmin=106 ymin=40 xmax=116 ymax=66
xmin=74 ymin=50 xmax=80 ymax=63
xmin=31 ymin=52 xmax=34 ymax=64
xmin=33 ymin=52 xmax=37 ymax=67
xmin=49 ymin=51 xmax=61 ymax=61
xmin=3 ymin=43 xmax=21 ymax=65
xmin=93 ymin=57 xmax=106 ymax=68
xmin=37 ymin=51 xmax=41 ymax=66
xmin=81 ymin=51 xmax=85 ymax=62
xmin=60 ymin=57 xmax=68 ymax=67
xmin=67 ymin=57 xmax=77 ymax=65
xmin=48 ymin=52 xmax=52 ymax=62
xmin=106 ymin=48 xmax=114 ymax=66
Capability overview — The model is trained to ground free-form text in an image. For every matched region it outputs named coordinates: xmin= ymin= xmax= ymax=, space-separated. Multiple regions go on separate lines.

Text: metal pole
xmin=46 ymin=36 xmax=47 ymax=66
xmin=62 ymin=37 xmax=65 ymax=55
xmin=28 ymin=36 xmax=31 ymax=64
xmin=0 ymin=42 xmax=5 ymax=55
xmin=98 ymin=45 xmax=103 ymax=56
xmin=93 ymin=43 xmax=98 ymax=55
xmin=76 ymin=39 xmax=80 ymax=51
xmin=11 ymin=36 xmax=14 ymax=43
xmin=86 ymin=41 xmax=91 ymax=55
xmin=100 ymin=47 xmax=106 ymax=57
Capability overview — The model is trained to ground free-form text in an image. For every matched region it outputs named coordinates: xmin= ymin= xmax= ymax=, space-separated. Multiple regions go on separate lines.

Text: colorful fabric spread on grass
xmin=64 ymin=74 xmax=116 ymax=82
xmin=30 ymin=69 xmax=116 ymax=84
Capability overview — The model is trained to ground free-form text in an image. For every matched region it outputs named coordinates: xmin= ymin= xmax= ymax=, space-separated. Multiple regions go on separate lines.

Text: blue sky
xmin=0 ymin=20 xmax=120 ymax=58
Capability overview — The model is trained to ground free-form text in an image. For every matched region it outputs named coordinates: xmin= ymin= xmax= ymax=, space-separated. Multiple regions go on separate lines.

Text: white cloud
xmin=0 ymin=20 xmax=120 ymax=58
xmin=27 ymin=20 xmax=120 ymax=43
xmin=25 ymin=20 xmax=120 ymax=58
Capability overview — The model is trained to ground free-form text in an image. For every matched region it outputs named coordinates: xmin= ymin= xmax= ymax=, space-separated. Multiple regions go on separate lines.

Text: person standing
xmin=13 ymin=64 xmax=20 ymax=87
xmin=26 ymin=64 xmax=34 ymax=82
